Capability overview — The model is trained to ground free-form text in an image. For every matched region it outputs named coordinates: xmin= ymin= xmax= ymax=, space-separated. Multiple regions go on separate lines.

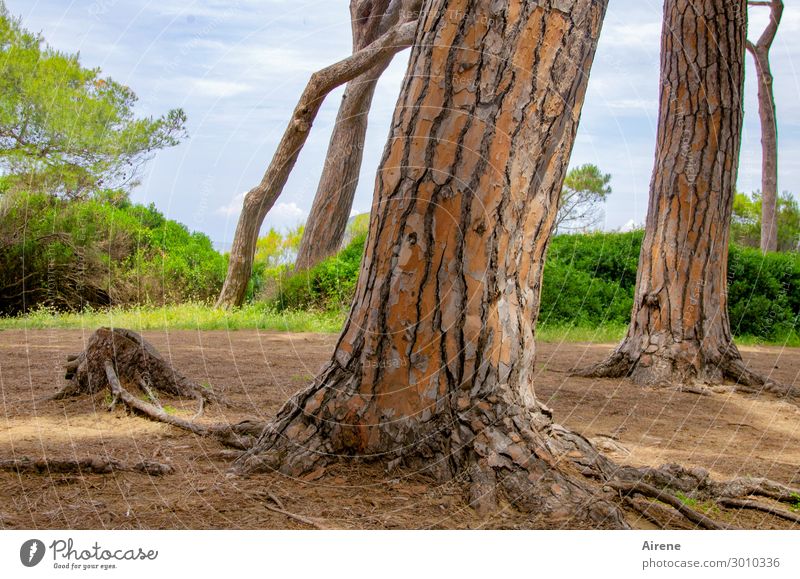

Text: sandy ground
xmin=1 ymin=329 xmax=798 ymax=529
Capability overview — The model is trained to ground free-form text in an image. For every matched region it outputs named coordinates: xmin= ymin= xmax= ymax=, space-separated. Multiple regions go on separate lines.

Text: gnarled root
xmin=573 ymin=341 xmax=797 ymax=402
xmin=104 ymin=361 xmax=262 ymax=450
xmin=55 ymin=327 xmax=225 ymax=414
xmin=235 ymin=366 xmax=629 ymax=529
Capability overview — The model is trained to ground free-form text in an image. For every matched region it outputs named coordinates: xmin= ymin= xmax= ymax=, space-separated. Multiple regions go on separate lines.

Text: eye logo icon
xmin=20 ymin=539 xmax=46 ymax=567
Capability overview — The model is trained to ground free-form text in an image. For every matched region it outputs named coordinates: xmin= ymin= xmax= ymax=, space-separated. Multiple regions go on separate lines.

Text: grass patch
xmin=1 ymin=304 xmax=796 ymax=348
xmin=0 ymin=302 xmax=345 ymax=334
xmin=734 ymin=330 xmax=800 ymax=349
xmin=536 ymin=323 xmax=627 ymax=344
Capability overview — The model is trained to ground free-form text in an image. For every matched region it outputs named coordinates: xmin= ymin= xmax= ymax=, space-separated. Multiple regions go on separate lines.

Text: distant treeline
xmin=275 ymin=229 xmax=799 ymax=341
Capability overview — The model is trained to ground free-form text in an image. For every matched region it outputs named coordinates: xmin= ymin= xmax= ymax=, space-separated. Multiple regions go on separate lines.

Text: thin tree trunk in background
xmin=747 ymin=0 xmax=783 ymax=254
xmin=294 ymin=0 xmax=416 ymax=271
xmin=214 ymin=18 xmax=417 ymax=309
xmin=239 ymin=0 xmax=624 ymax=526
xmin=578 ymin=0 xmax=767 ymax=387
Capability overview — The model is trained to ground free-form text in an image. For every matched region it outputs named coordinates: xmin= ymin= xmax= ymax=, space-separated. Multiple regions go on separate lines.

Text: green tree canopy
xmin=731 ymin=190 xmax=799 ymax=252
xmin=555 ymin=163 xmax=612 ymax=233
xmin=0 ymin=2 xmax=186 ymax=198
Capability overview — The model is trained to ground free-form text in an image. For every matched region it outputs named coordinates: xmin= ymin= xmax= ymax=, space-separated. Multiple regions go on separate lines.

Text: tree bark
xmin=746 ymin=0 xmax=783 ymax=254
xmin=576 ymin=0 xmax=762 ymax=386
xmin=215 ymin=18 xmax=417 ymax=308
xmin=295 ymin=1 xmax=416 ymax=271
xmin=239 ymin=0 xmax=624 ymax=527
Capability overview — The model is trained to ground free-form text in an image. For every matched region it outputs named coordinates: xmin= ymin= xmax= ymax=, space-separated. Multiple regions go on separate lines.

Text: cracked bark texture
xmin=240 ymin=0 xmax=624 ymax=527
xmin=577 ymin=0 xmax=762 ymax=387
xmin=746 ymin=0 xmax=783 ymax=254
xmin=295 ymin=0 xmax=418 ymax=271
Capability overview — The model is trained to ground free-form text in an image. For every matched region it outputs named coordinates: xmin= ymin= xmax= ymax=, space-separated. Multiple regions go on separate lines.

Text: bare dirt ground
xmin=1 ymin=329 xmax=798 ymax=530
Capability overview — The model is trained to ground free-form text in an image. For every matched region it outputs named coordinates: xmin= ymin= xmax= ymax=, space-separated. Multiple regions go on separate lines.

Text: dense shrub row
xmin=273 ymin=229 xmax=799 ymax=341
xmin=0 ymin=191 xmax=227 ymax=314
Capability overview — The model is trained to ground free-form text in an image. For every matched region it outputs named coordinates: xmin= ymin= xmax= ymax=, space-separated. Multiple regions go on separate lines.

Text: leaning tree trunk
xmin=239 ymin=0 xmax=624 ymax=527
xmin=577 ymin=0 xmax=762 ymax=386
xmin=215 ymin=18 xmax=417 ymax=308
xmin=746 ymin=0 xmax=783 ymax=254
xmin=294 ymin=0 xmax=415 ymax=271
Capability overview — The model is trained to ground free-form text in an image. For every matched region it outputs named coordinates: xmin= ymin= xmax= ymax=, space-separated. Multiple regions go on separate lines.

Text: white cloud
xmin=619 ymin=219 xmax=642 ymax=232
xmin=270 ymin=201 xmax=307 ymax=221
xmin=216 ymin=195 xmax=306 ymax=224
xmin=216 ymin=191 xmax=246 ymax=216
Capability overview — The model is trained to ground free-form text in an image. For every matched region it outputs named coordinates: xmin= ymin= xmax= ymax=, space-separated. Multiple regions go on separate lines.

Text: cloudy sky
xmin=7 ymin=0 xmax=799 ymax=247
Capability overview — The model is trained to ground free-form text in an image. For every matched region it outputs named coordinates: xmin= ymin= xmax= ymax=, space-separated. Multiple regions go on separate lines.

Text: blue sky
xmin=7 ymin=0 xmax=800 ymax=248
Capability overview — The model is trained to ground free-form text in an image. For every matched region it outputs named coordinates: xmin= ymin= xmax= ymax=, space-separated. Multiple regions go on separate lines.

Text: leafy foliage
xmin=539 ymin=231 xmax=642 ymax=326
xmin=555 ymin=164 xmax=612 ymax=233
xmin=0 ymin=3 xmax=186 ymax=198
xmin=272 ymin=233 xmax=366 ymax=312
xmin=731 ymin=191 xmax=800 ymax=252
xmin=0 ymin=191 xmax=226 ymax=314
xmin=267 ymin=224 xmax=799 ymax=342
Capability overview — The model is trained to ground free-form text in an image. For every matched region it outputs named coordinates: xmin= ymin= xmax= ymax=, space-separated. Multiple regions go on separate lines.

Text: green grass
xmin=733 ymin=331 xmax=800 ymax=348
xmin=0 ymin=302 xmax=345 ymax=334
xmin=536 ymin=323 xmax=627 ymax=344
xmin=1 ymin=304 xmax=797 ymax=348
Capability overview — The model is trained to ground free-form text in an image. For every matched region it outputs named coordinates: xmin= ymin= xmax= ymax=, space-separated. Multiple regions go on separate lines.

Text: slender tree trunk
xmin=215 ymin=19 xmax=417 ymax=309
xmin=294 ymin=1 xmax=414 ymax=271
xmin=746 ymin=0 xmax=783 ymax=254
xmin=577 ymin=0 xmax=764 ymax=387
xmin=240 ymin=0 xmax=624 ymax=526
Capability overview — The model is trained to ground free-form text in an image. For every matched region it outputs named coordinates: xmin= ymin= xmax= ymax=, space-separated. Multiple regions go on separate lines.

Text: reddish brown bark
xmin=577 ymin=0 xmax=765 ymax=387
xmin=295 ymin=1 xmax=417 ymax=271
xmin=240 ymin=0 xmax=625 ymax=526
xmin=746 ymin=0 xmax=783 ymax=254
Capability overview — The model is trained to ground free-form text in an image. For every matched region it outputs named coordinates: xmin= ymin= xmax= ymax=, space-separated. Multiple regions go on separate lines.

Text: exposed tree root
xmin=717 ymin=498 xmax=800 ymax=524
xmin=0 ymin=456 xmax=173 ymax=476
xmin=104 ymin=361 xmax=262 ymax=450
xmin=623 ymin=497 xmax=690 ymax=529
xmin=51 ymin=332 xmax=800 ymax=529
xmin=608 ymin=481 xmax=733 ymax=529
xmin=573 ymin=344 xmax=799 ymax=402
xmin=56 ymin=327 xmax=225 ymax=412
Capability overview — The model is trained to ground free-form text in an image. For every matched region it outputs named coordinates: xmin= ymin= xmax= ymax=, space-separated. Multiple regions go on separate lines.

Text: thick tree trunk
xmin=240 ymin=0 xmax=624 ymax=526
xmin=294 ymin=1 xmax=412 ymax=271
xmin=746 ymin=0 xmax=783 ymax=254
xmin=215 ymin=19 xmax=417 ymax=308
xmin=577 ymin=0 xmax=762 ymax=386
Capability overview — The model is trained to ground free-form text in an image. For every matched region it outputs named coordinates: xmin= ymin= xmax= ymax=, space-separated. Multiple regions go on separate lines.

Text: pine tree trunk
xmin=578 ymin=0 xmax=763 ymax=386
xmin=294 ymin=1 xmax=403 ymax=271
xmin=240 ymin=0 xmax=625 ymax=526
xmin=747 ymin=0 xmax=783 ymax=254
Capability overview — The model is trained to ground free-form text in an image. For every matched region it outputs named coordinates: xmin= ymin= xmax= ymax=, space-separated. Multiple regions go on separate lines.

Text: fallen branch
xmin=263 ymin=503 xmax=328 ymax=530
xmin=0 ymin=456 xmax=172 ymax=476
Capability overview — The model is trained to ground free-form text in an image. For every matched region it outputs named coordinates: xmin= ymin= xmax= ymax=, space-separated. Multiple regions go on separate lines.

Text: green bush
xmin=267 ymin=227 xmax=799 ymax=342
xmin=539 ymin=231 xmax=642 ymax=326
xmin=273 ymin=233 xmax=366 ymax=311
xmin=727 ymin=244 xmax=800 ymax=340
xmin=0 ymin=191 xmax=226 ymax=314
